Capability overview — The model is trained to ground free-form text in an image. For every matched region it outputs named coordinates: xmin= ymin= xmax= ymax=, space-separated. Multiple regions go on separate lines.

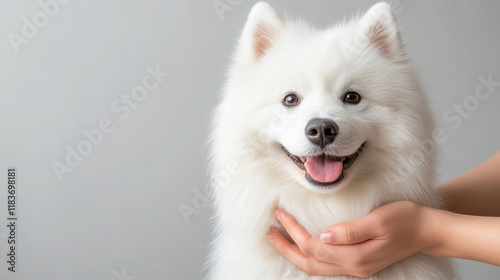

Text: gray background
xmin=0 ymin=0 xmax=499 ymax=279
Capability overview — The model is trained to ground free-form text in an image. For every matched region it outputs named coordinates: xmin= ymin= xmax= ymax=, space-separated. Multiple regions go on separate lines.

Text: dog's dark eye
xmin=283 ymin=92 xmax=300 ymax=107
xmin=343 ymin=91 xmax=361 ymax=104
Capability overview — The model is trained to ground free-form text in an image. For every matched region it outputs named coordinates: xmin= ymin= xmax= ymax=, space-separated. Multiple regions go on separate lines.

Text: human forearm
xmin=422 ymin=206 xmax=500 ymax=266
xmin=438 ymin=151 xmax=500 ymax=216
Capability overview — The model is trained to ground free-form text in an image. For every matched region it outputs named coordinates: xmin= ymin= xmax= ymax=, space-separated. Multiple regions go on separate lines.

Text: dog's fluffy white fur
xmin=207 ymin=2 xmax=455 ymax=279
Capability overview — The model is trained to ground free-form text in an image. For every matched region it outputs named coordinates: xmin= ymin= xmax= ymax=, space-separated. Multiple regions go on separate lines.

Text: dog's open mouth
xmin=283 ymin=143 xmax=365 ymax=187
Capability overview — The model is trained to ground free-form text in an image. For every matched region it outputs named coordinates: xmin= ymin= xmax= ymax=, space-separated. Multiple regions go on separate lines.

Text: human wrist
xmin=417 ymin=205 xmax=451 ymax=256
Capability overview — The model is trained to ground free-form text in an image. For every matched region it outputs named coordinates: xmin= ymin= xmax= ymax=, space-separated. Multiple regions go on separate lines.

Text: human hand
xmin=268 ymin=201 xmax=439 ymax=277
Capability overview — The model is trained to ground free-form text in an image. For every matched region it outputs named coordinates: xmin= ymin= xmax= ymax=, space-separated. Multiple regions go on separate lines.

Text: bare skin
xmin=439 ymin=151 xmax=500 ymax=216
xmin=268 ymin=151 xmax=500 ymax=277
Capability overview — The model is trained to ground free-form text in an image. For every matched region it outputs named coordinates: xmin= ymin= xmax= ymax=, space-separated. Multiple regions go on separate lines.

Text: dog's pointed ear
xmin=237 ymin=2 xmax=283 ymax=63
xmin=358 ymin=2 xmax=403 ymax=58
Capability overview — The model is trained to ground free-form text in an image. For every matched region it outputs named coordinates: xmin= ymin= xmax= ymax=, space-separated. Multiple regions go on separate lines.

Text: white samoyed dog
xmin=208 ymin=2 xmax=455 ymax=279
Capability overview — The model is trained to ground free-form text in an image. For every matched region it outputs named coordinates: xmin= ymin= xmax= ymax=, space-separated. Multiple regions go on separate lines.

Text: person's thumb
xmin=319 ymin=218 xmax=376 ymax=245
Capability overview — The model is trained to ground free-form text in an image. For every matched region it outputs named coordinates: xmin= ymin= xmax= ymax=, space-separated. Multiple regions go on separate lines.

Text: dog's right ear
xmin=237 ymin=2 xmax=283 ymax=64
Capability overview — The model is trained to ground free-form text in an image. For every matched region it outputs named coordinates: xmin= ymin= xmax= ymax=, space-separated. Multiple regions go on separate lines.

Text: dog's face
xmin=227 ymin=3 xmax=426 ymax=194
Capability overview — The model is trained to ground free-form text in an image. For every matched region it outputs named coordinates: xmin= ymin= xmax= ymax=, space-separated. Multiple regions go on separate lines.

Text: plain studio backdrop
xmin=0 ymin=0 xmax=498 ymax=279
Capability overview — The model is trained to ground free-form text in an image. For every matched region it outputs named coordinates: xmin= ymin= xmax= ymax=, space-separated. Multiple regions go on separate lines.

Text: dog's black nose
xmin=305 ymin=118 xmax=339 ymax=148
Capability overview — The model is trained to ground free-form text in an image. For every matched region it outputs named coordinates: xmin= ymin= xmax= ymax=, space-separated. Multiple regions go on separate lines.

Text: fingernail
xmin=274 ymin=209 xmax=281 ymax=222
xmin=320 ymin=232 xmax=334 ymax=243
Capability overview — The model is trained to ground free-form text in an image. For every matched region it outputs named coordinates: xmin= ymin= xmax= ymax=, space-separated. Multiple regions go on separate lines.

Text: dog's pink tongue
xmin=304 ymin=155 xmax=343 ymax=183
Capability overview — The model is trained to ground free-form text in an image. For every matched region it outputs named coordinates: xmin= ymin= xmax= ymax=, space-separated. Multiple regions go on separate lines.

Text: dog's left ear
xmin=237 ymin=2 xmax=284 ymax=64
xmin=358 ymin=2 xmax=403 ymax=58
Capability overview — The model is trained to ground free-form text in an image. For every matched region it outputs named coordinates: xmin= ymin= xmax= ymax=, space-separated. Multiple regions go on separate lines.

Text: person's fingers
xmin=270 ymin=213 xmax=383 ymax=277
xmin=267 ymin=229 xmax=305 ymax=261
xmin=275 ymin=208 xmax=314 ymax=246
xmin=320 ymin=216 xmax=379 ymax=245
xmin=275 ymin=209 xmax=345 ymax=263
xmin=267 ymin=229 xmax=348 ymax=276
